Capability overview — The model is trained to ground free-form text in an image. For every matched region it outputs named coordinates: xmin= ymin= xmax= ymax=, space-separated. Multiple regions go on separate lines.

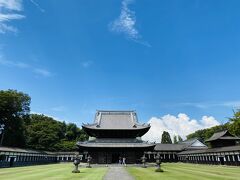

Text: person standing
xmin=119 ymin=157 xmax=122 ymax=165
xmin=122 ymin=157 xmax=126 ymax=166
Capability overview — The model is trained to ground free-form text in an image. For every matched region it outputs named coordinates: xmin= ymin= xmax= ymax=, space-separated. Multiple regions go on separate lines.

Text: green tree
xmin=178 ymin=135 xmax=183 ymax=142
xmin=0 ymin=89 xmax=88 ymax=151
xmin=228 ymin=109 xmax=240 ymax=136
xmin=25 ymin=114 xmax=89 ymax=151
xmin=66 ymin=123 xmax=78 ymax=141
xmin=25 ymin=114 xmax=63 ymax=151
xmin=54 ymin=140 xmax=77 ymax=151
xmin=77 ymin=129 xmax=89 ymax=141
xmin=187 ymin=124 xmax=228 ymax=142
xmin=161 ymin=131 xmax=172 ymax=144
xmin=60 ymin=121 xmax=67 ymax=139
xmin=0 ymin=89 xmax=31 ymax=147
xmin=173 ymin=135 xmax=178 ymax=144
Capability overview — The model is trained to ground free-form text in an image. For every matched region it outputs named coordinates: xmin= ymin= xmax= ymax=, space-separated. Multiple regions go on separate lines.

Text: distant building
xmin=0 ymin=146 xmax=78 ymax=168
xmin=146 ymin=138 xmax=207 ymax=162
xmin=77 ymin=110 xmax=155 ymax=164
xmin=178 ymin=130 xmax=240 ymax=166
xmin=205 ymin=130 xmax=240 ymax=148
xmin=77 ymin=110 xmax=240 ymax=166
xmin=1 ymin=111 xmax=240 ymax=168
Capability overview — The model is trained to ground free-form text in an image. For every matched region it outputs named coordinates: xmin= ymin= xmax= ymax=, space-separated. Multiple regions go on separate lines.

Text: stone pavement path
xmin=104 ymin=166 xmax=135 ymax=180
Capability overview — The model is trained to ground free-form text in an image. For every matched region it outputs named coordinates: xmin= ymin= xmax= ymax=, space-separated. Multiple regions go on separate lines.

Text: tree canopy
xmin=0 ymin=89 xmax=88 ymax=151
xmin=187 ymin=109 xmax=240 ymax=142
xmin=178 ymin=135 xmax=183 ymax=142
xmin=173 ymin=135 xmax=178 ymax=144
xmin=161 ymin=131 xmax=172 ymax=144
xmin=228 ymin=110 xmax=240 ymax=137
xmin=173 ymin=135 xmax=183 ymax=144
xmin=0 ymin=89 xmax=31 ymax=147
xmin=25 ymin=114 xmax=88 ymax=151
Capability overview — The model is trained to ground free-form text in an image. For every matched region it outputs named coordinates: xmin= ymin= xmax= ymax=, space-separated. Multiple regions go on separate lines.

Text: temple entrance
xmin=219 ymin=157 xmax=224 ymax=165
xmin=112 ymin=153 xmax=120 ymax=163
xmin=9 ymin=157 xmax=15 ymax=167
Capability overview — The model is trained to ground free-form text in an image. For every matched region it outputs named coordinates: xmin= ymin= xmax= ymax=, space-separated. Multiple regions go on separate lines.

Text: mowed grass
xmin=1 ymin=163 xmax=240 ymax=180
xmin=0 ymin=163 xmax=107 ymax=180
xmin=127 ymin=163 xmax=240 ymax=180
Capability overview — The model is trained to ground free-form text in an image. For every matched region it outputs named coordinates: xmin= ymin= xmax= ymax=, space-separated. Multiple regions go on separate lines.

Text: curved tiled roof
xmin=178 ymin=145 xmax=240 ymax=155
xmin=205 ymin=130 xmax=240 ymax=142
xmin=154 ymin=138 xmax=207 ymax=152
xmin=83 ymin=110 xmax=150 ymax=130
xmin=154 ymin=144 xmax=185 ymax=151
xmin=0 ymin=147 xmax=77 ymax=155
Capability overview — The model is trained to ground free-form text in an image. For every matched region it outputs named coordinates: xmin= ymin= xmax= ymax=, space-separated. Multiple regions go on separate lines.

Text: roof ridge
xmin=96 ymin=110 xmax=136 ymax=112
xmin=205 ymin=130 xmax=233 ymax=142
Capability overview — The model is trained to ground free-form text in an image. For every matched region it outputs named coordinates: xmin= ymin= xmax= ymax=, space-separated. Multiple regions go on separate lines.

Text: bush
xmin=155 ymin=168 xmax=164 ymax=172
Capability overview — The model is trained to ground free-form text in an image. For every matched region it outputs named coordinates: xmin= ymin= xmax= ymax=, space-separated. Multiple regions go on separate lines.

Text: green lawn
xmin=0 ymin=163 xmax=240 ymax=180
xmin=127 ymin=163 xmax=240 ymax=180
xmin=0 ymin=163 xmax=107 ymax=180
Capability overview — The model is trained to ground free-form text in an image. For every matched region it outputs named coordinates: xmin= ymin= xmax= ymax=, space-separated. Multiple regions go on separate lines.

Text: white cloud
xmin=178 ymin=101 xmax=240 ymax=109
xmin=51 ymin=106 xmax=66 ymax=112
xmin=0 ymin=23 xmax=17 ymax=33
xmin=33 ymin=68 xmax=52 ymax=77
xmin=220 ymin=101 xmax=240 ymax=108
xmin=30 ymin=0 xmax=45 ymax=13
xmin=0 ymin=57 xmax=29 ymax=68
xmin=109 ymin=0 xmax=150 ymax=47
xmin=0 ymin=0 xmax=23 ymax=11
xmin=0 ymin=13 xmax=24 ymax=21
xmin=142 ymin=113 xmax=220 ymax=143
xmin=110 ymin=0 xmax=138 ymax=39
xmin=81 ymin=61 xmax=93 ymax=68
xmin=0 ymin=0 xmax=25 ymax=34
xmin=0 ymin=56 xmax=53 ymax=77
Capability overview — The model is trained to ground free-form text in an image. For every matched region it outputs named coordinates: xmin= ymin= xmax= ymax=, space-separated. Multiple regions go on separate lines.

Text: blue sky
xmin=1 ymin=0 xmax=240 ymax=137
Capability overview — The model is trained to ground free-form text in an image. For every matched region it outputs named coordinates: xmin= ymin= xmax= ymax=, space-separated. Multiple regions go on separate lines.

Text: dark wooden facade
xmin=84 ymin=147 xmax=147 ymax=164
xmin=77 ymin=110 xmax=155 ymax=164
xmin=205 ymin=130 xmax=240 ymax=148
xmin=178 ymin=145 xmax=240 ymax=166
xmin=0 ymin=147 xmax=78 ymax=168
xmin=178 ymin=130 xmax=240 ymax=166
xmin=146 ymin=138 xmax=208 ymax=163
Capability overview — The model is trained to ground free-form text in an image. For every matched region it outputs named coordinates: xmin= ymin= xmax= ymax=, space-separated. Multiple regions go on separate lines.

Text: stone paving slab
xmin=104 ymin=166 xmax=134 ymax=180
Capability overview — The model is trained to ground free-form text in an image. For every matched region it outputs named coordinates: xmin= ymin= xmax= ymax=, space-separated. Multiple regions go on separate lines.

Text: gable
xmin=190 ymin=140 xmax=207 ymax=147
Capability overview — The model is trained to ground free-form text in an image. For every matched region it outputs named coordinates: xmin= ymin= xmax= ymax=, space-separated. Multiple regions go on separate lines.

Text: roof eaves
xmin=205 ymin=130 xmax=228 ymax=142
